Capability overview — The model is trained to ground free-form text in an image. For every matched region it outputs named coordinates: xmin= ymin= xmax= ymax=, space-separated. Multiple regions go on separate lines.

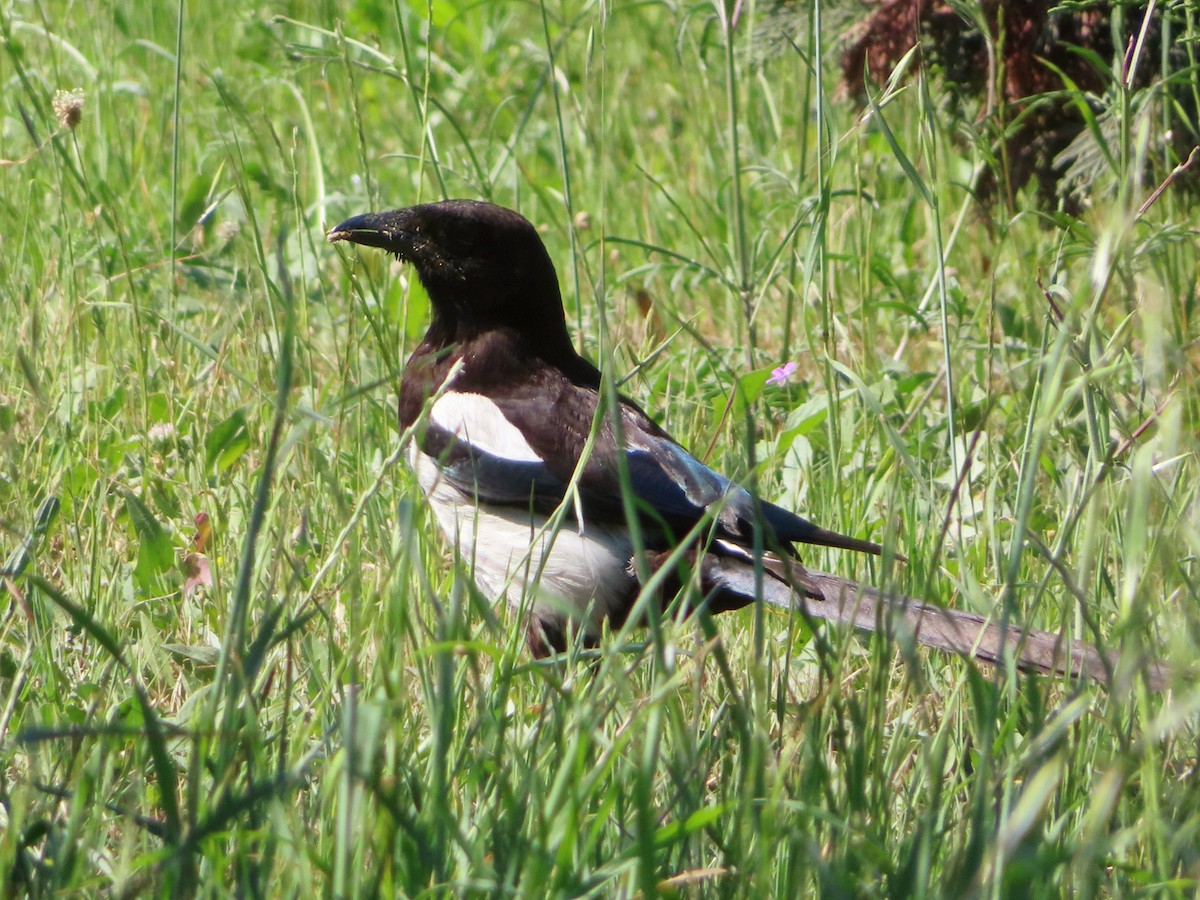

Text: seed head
xmin=52 ymin=88 xmax=85 ymax=129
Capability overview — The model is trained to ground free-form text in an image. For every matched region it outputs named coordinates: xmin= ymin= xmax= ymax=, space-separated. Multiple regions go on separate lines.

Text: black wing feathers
xmin=418 ymin=364 xmax=885 ymax=556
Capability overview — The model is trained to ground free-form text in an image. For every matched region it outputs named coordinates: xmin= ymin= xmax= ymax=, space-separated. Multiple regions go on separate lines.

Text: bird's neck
xmin=426 ymin=304 xmax=600 ymax=383
xmin=398 ymin=314 xmax=602 ymax=430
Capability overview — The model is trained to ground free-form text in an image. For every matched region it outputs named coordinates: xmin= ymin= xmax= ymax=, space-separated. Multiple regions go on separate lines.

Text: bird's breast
xmin=407 ymin=445 xmax=637 ymax=636
xmin=427 ymin=390 xmax=545 ymax=462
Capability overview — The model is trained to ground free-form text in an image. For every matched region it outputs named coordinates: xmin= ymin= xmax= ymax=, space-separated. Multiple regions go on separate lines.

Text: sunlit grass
xmin=0 ymin=0 xmax=1197 ymax=895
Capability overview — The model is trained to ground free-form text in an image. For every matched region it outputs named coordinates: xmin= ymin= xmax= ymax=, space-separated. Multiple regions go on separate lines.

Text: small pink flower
xmin=767 ymin=361 xmax=798 ymax=386
xmin=183 ymin=552 xmax=212 ymax=595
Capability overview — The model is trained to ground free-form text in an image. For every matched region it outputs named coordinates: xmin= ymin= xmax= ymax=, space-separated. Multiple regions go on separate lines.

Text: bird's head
xmin=329 ymin=200 xmax=566 ymax=341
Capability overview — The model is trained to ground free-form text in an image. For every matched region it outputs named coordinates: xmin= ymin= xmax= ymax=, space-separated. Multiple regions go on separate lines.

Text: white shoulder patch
xmin=429 ymin=392 xmax=544 ymax=463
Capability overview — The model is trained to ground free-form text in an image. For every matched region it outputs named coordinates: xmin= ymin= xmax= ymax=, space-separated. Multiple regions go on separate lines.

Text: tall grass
xmin=0 ymin=0 xmax=1197 ymax=895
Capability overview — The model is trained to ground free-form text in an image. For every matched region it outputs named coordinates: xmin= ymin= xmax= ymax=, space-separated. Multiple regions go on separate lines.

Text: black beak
xmin=327 ymin=210 xmax=413 ymax=253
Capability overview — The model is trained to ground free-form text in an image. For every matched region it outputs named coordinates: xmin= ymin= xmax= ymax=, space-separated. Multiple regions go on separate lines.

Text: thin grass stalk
xmin=169 ymin=0 xmax=184 ymax=312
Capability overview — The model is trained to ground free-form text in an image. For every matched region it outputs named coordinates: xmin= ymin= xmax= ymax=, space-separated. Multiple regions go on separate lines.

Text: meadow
xmin=1 ymin=0 xmax=1198 ymax=895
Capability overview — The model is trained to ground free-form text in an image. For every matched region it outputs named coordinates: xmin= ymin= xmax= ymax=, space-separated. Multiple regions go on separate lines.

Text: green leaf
xmin=654 ymin=804 xmax=729 ymax=848
xmin=783 ymin=394 xmax=831 ymax=438
xmin=403 ymin=278 xmax=431 ymax=340
xmin=118 ymin=487 xmax=174 ymax=592
xmin=205 ymin=408 xmax=251 ymax=475
xmin=865 ymin=69 xmax=933 ymax=208
xmin=104 ymin=386 xmax=127 ymax=419
xmin=162 ymin=643 xmax=221 ymax=666
xmin=178 ymin=171 xmax=214 ymax=233
xmin=150 ymin=477 xmax=182 ymax=520
xmin=1 ymin=495 xmax=61 ymax=577
xmin=729 ymin=368 xmax=773 ymax=418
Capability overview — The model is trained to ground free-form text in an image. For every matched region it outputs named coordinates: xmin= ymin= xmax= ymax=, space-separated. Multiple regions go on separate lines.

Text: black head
xmin=329 ymin=200 xmax=569 ymax=347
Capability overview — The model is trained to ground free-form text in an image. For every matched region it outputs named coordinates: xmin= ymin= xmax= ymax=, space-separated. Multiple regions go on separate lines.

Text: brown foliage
xmin=839 ymin=2 xmax=1171 ymax=207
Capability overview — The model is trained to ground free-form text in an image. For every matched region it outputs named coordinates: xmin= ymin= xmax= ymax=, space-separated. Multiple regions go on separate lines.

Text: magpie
xmin=329 ymin=199 xmax=1156 ymax=685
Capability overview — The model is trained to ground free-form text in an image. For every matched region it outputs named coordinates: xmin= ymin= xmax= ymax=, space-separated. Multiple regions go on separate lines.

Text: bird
xmin=329 ymin=199 xmax=1160 ymax=686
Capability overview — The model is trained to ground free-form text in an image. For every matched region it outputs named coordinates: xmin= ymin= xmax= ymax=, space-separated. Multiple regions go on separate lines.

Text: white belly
xmin=408 ymin=447 xmax=634 ymax=635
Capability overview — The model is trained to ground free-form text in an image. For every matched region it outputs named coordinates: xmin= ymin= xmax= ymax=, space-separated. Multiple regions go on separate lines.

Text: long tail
xmin=694 ymin=554 xmax=1169 ymax=689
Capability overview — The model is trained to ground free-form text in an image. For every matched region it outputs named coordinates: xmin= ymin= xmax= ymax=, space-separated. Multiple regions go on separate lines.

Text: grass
xmin=1 ymin=0 xmax=1198 ymax=895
